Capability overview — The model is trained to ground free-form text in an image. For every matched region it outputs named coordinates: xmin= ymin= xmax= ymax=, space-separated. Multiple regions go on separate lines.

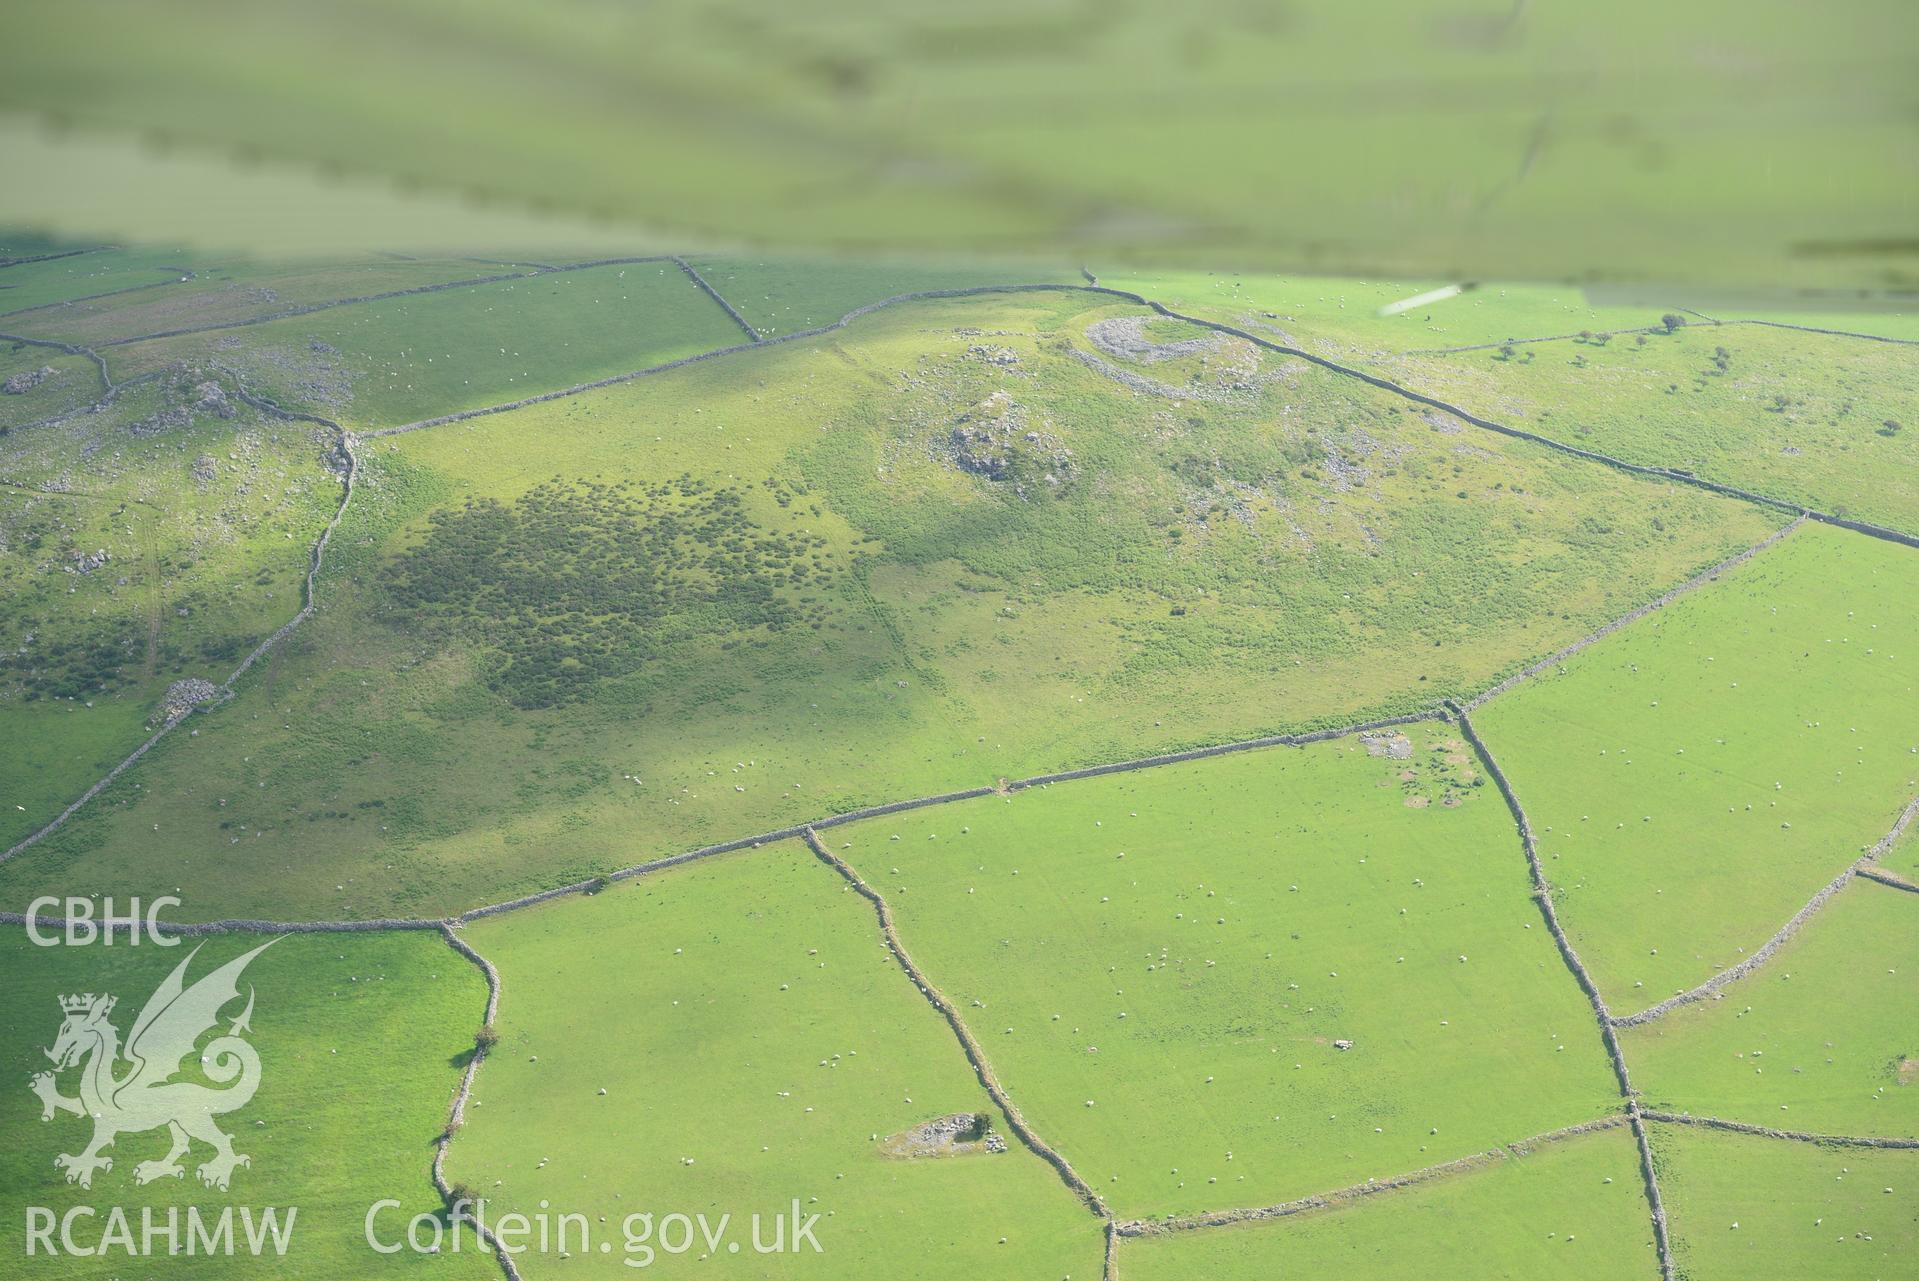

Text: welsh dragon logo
xmin=31 ymin=939 xmax=278 ymax=1191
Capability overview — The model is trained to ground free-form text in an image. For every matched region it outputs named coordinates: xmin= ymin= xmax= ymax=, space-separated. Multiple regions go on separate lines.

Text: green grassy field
xmin=836 ymin=734 xmax=1623 ymax=1218
xmin=0 ymin=928 xmax=489 ymax=1278
xmin=1476 ymin=522 xmax=1919 ymax=1011
xmin=1623 ymin=881 xmax=1919 ymax=1139
xmin=1096 ymin=268 xmax=1677 ymax=365
xmin=107 ymin=261 xmax=747 ymax=430
xmin=8 ymin=256 xmax=540 ymax=347
xmin=1885 ymin=825 xmax=1919 ymax=883
xmin=1119 ymin=1125 xmax=1655 ymax=1280
xmin=1101 ymin=268 xmax=1919 ymax=359
xmin=1685 ymin=310 xmax=1919 ymax=345
xmin=2 ymin=234 xmax=85 ymax=261
xmin=447 ymin=841 xmax=1102 ymax=1279
xmin=0 ymin=247 xmax=196 ymax=315
xmin=685 ymin=254 xmax=1080 ymax=336
xmin=1653 ymin=1122 xmax=1919 ymax=1280
xmin=0 ymin=289 xmax=1778 ymax=920
xmin=0 ymin=371 xmax=341 ymax=848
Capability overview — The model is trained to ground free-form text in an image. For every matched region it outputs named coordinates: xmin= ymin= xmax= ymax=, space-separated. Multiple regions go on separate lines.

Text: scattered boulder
xmin=2 ymin=365 xmax=56 ymax=395
xmin=68 ymin=548 xmax=110 ymax=575
xmin=1361 ymin=731 xmax=1415 ymax=760
xmin=129 ymin=405 xmax=191 ymax=438
xmin=880 ymin=1112 xmax=1004 ymax=1158
xmin=159 ymin=678 xmax=222 ymax=723
xmin=1086 ymin=315 xmax=1217 ymax=363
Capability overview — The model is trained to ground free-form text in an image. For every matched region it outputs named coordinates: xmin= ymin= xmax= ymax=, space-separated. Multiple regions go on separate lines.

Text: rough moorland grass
xmin=0 ymin=291 xmax=1780 ymax=920
xmin=1105 ymin=272 xmax=1919 ymax=532
xmin=10 ymin=256 xmax=534 ymax=346
xmin=1622 ymin=882 xmax=1919 ymax=1139
xmin=684 ymin=253 xmax=1080 ymax=336
xmin=1394 ymin=322 xmax=1919 ymax=533
xmin=0 ymin=929 xmax=489 ymax=1279
xmin=1119 ymin=1126 xmax=1655 ymax=1281
xmin=447 ymin=841 xmax=1102 ymax=1280
xmin=0 ymin=378 xmax=339 ymax=848
xmin=1476 ymin=522 xmax=1919 ymax=1011
xmin=1653 ymin=1122 xmax=1919 ymax=1280
xmin=837 ymin=736 xmax=1624 ymax=1219
xmin=110 ymin=261 xmax=746 ymax=429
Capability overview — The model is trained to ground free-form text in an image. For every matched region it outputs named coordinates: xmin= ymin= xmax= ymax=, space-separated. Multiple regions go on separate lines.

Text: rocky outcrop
xmin=948 ymin=390 xmax=1073 ymax=493
xmin=192 ymin=379 xmax=236 ymax=419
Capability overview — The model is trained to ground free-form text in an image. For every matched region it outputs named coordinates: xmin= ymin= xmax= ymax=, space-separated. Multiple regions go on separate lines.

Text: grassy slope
xmin=1120 ymin=1127 xmax=1656 ymax=1281
xmin=1654 ymin=1123 xmax=1919 ymax=1280
xmin=110 ymin=261 xmax=747 ymax=430
xmin=0 ymin=381 xmax=340 ymax=848
xmin=0 ymin=290 xmax=1777 ymax=920
xmin=1391 ymin=323 xmax=1919 ymax=533
xmin=1622 ymin=881 xmax=1919 ymax=1139
xmin=0 ymin=929 xmax=490 ymax=1279
xmin=686 ymin=254 xmax=1081 ymax=336
xmin=837 ymin=736 xmax=1624 ymax=1219
xmin=0 ymin=699 xmax=152 ymax=849
xmin=448 ymin=841 xmax=1102 ymax=1280
xmin=1476 ymin=523 xmax=1919 ymax=1011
